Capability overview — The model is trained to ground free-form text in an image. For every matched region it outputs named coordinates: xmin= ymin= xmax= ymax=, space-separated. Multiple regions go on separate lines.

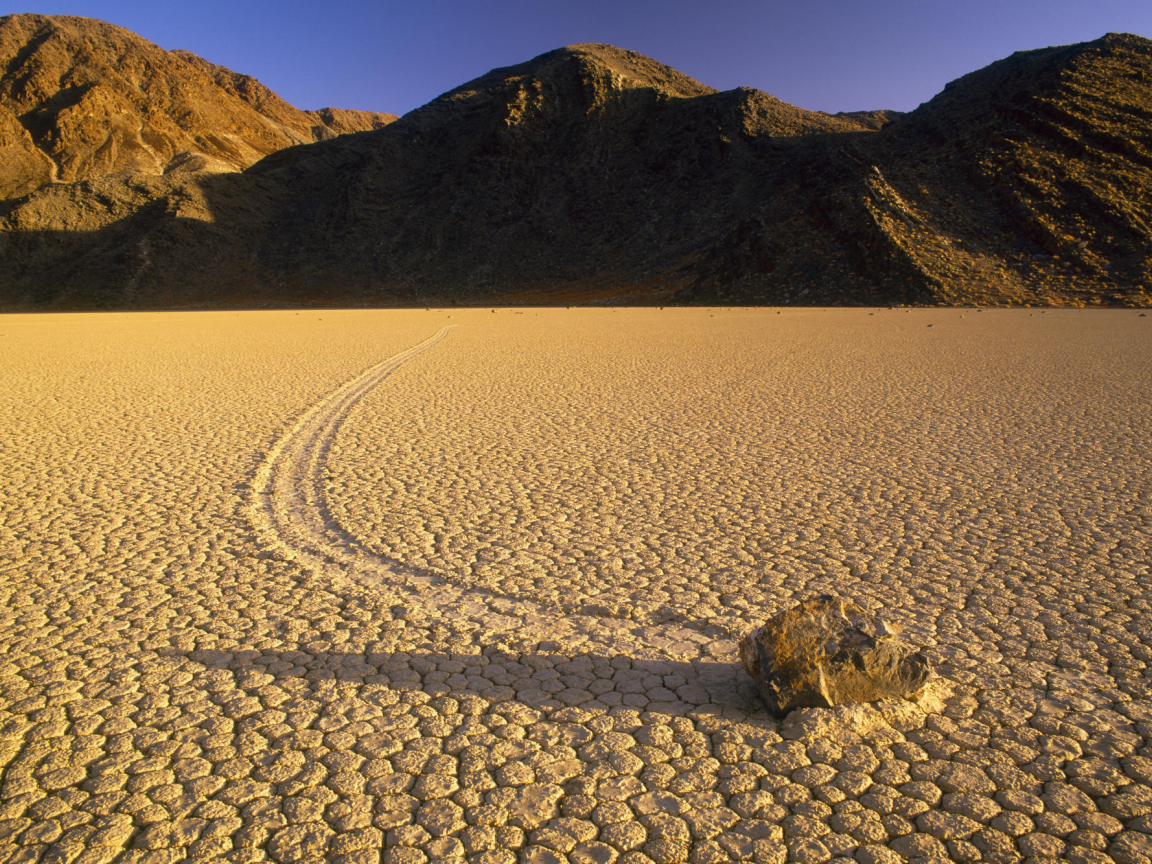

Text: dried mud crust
xmin=0 ymin=308 xmax=1150 ymax=864
xmin=249 ymin=322 xmax=747 ymax=658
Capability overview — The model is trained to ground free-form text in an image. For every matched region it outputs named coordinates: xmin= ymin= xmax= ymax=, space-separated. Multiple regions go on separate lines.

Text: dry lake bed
xmin=0 ymin=307 xmax=1149 ymax=864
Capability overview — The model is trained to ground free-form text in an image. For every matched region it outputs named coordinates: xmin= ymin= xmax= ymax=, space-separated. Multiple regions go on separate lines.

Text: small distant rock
xmin=739 ymin=595 xmax=931 ymax=717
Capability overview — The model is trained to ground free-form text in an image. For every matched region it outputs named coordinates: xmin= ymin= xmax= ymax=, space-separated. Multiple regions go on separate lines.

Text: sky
xmin=9 ymin=0 xmax=1152 ymax=116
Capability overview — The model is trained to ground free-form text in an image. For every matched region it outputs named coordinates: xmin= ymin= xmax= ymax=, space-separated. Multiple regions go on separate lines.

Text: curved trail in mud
xmin=245 ymin=327 xmax=716 ymax=659
xmin=247 ymin=326 xmax=454 ymax=593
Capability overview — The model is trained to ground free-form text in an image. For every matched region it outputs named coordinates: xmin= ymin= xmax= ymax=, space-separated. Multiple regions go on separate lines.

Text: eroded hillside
xmin=0 ymin=14 xmax=395 ymax=199
xmin=1 ymin=27 xmax=1149 ymax=308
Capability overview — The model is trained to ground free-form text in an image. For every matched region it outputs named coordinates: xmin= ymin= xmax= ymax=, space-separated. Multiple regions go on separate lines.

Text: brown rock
xmin=739 ymin=596 xmax=931 ymax=717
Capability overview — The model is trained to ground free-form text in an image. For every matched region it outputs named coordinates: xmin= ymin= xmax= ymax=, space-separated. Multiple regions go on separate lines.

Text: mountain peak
xmin=443 ymin=42 xmax=716 ymax=104
xmin=0 ymin=13 xmax=394 ymax=197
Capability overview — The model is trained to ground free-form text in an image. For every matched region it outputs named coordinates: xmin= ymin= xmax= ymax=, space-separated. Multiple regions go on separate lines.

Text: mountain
xmin=234 ymin=44 xmax=901 ymax=303
xmin=0 ymin=13 xmax=395 ymax=199
xmin=0 ymin=22 xmax=1149 ymax=308
xmin=871 ymin=32 xmax=1152 ymax=305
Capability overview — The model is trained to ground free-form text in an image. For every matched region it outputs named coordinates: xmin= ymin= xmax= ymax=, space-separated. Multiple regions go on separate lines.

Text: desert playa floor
xmin=0 ymin=307 xmax=1150 ymax=864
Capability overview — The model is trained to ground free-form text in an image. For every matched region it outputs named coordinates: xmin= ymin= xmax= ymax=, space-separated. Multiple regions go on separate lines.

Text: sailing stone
xmin=739 ymin=595 xmax=932 ymax=717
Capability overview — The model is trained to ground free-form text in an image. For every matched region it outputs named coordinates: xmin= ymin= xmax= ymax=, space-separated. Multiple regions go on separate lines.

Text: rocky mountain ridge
xmin=0 ymin=14 xmax=395 ymax=199
xmin=1 ymin=18 xmax=1149 ymax=308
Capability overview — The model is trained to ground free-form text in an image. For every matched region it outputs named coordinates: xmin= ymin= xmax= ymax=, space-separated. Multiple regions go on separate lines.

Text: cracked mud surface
xmin=1 ymin=307 xmax=1150 ymax=864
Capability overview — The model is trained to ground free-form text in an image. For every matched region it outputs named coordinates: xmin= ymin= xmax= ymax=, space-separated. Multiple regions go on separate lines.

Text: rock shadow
xmin=172 ymin=640 xmax=775 ymax=728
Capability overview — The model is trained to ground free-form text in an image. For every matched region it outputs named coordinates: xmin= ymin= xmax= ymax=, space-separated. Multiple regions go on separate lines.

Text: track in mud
xmin=244 ymin=326 xmax=721 ymax=660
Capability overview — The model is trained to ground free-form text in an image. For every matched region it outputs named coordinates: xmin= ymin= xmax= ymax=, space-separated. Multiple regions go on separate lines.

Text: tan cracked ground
xmin=0 ymin=307 xmax=1150 ymax=864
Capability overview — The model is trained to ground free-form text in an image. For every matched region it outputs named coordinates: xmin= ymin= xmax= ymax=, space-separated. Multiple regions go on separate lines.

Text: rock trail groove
xmin=248 ymin=326 xmax=455 ymax=593
xmin=246 ymin=324 xmax=714 ymax=661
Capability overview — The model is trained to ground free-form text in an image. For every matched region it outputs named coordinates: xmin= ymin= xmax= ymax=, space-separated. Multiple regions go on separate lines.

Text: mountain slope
xmin=0 ymin=14 xmax=395 ymax=199
xmin=876 ymin=32 xmax=1152 ymax=303
xmin=233 ymin=43 xmax=900 ymax=300
xmin=0 ymin=31 xmax=1149 ymax=308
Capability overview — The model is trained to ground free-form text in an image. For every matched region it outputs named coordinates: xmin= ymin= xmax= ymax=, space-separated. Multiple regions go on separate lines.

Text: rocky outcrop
xmin=170 ymin=51 xmax=396 ymax=141
xmin=0 ymin=14 xmax=395 ymax=198
xmin=0 ymin=27 xmax=1150 ymax=309
xmin=739 ymin=596 xmax=932 ymax=717
xmin=304 ymin=107 xmax=397 ymax=138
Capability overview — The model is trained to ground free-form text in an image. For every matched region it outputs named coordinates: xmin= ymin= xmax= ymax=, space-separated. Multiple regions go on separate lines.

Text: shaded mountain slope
xmin=1 ymin=32 xmax=1150 ymax=308
xmin=0 ymin=14 xmax=395 ymax=199
xmin=876 ymin=32 xmax=1152 ymax=303
xmin=238 ymin=44 xmax=895 ymax=300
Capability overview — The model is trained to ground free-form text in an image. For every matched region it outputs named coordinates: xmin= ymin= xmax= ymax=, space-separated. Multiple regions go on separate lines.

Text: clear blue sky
xmin=11 ymin=1 xmax=1152 ymax=116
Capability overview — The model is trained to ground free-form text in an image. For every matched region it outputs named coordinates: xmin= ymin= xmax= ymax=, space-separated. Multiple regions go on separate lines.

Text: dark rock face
xmin=739 ymin=595 xmax=931 ymax=717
